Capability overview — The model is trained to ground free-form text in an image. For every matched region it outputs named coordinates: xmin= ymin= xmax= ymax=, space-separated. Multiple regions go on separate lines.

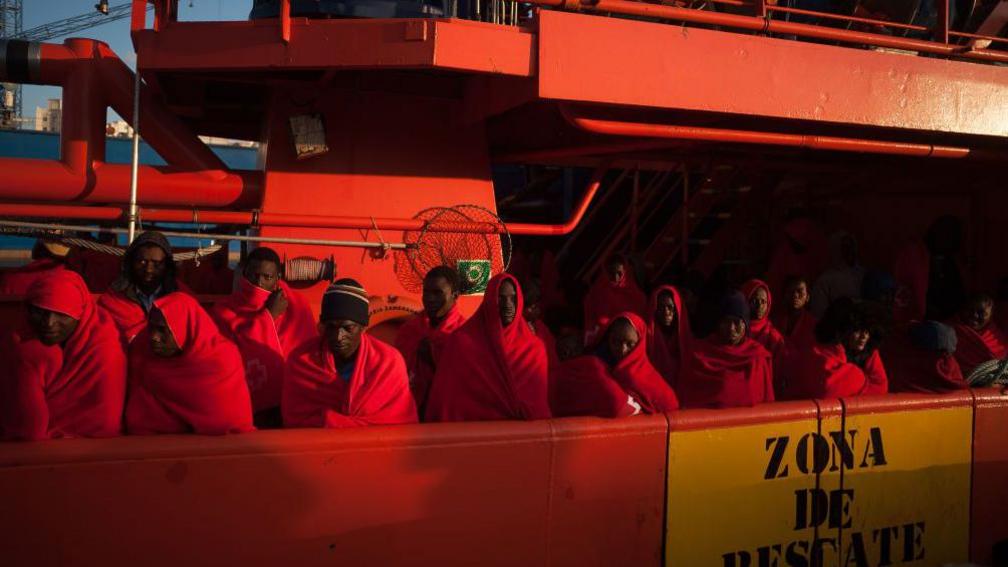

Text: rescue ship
xmin=0 ymin=0 xmax=1007 ymax=565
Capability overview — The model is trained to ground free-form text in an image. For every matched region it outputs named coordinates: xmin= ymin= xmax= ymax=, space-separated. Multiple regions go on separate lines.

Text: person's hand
xmin=266 ymin=288 xmax=289 ymax=318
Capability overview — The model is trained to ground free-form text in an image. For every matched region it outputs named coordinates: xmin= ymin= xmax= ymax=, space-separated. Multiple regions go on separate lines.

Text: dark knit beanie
xmin=910 ymin=320 xmax=957 ymax=353
xmin=321 ymin=278 xmax=370 ymax=325
xmin=719 ymin=291 xmax=751 ymax=326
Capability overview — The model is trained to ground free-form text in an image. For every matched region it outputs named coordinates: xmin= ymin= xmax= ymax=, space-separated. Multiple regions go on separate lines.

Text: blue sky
xmin=22 ymin=0 xmax=250 ymax=122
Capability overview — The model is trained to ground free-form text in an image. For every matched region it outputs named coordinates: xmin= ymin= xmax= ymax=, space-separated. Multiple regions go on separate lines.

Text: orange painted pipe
xmin=0 ymin=165 xmax=606 ymax=236
xmin=559 ymin=106 xmax=971 ymax=158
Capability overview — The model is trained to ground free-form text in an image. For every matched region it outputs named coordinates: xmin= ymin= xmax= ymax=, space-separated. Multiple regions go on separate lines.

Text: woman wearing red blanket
xmin=1 ymin=270 xmax=126 ymax=440
xmin=678 ymin=292 xmax=774 ymax=409
xmin=779 ymin=298 xmax=888 ymax=400
xmin=740 ymin=279 xmax=785 ymax=357
xmin=126 ymin=292 xmax=254 ymax=435
xmin=887 ymin=321 xmax=967 ymax=393
xmin=950 ymin=293 xmax=1008 ymax=377
xmin=425 ymin=273 xmax=551 ymax=422
xmin=646 ymin=285 xmax=692 ymax=388
xmin=284 ymin=279 xmax=418 ymax=428
xmin=553 ymin=313 xmax=679 ymax=418
xmin=212 ymin=247 xmax=316 ymax=426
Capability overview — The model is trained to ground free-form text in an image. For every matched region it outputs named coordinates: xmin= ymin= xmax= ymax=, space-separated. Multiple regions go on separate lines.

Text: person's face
xmin=523 ymin=296 xmax=542 ymax=324
xmin=131 ymin=244 xmax=167 ymax=291
xmin=244 ymin=259 xmax=280 ymax=292
xmin=963 ymin=300 xmax=993 ymax=330
xmin=320 ymin=319 xmax=364 ymax=362
xmin=148 ymin=309 xmax=181 ymax=358
xmin=606 ymin=262 xmax=626 ymax=285
xmin=556 ymin=334 xmax=583 ymax=362
xmin=750 ymin=288 xmax=769 ymax=321
xmin=607 ymin=319 xmax=639 ymax=362
xmin=27 ymin=305 xmax=79 ymax=346
xmin=498 ymin=280 xmax=518 ymax=327
xmin=657 ymin=292 xmax=677 ymax=328
xmin=844 ymin=328 xmax=870 ymax=353
xmin=787 ymin=281 xmax=809 ymax=311
xmin=717 ymin=316 xmax=746 ymax=346
xmin=422 ymin=276 xmax=457 ymax=320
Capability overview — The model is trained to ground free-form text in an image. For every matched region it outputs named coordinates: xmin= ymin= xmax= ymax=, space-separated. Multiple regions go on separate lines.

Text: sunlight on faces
xmin=422 ymin=275 xmax=457 ymax=320
xmin=320 ymin=319 xmax=364 ymax=363
xmin=717 ymin=316 xmax=746 ymax=346
xmin=148 ymin=308 xmax=182 ymax=358
xmin=498 ymin=280 xmax=518 ymax=326
xmin=27 ymin=305 xmax=79 ymax=346
xmin=607 ymin=318 xmax=639 ymax=362
xmin=244 ymin=258 xmax=280 ymax=292
xmin=656 ymin=291 xmax=677 ymax=328
xmin=750 ymin=288 xmax=769 ymax=320
xmin=131 ymin=244 xmax=168 ymax=293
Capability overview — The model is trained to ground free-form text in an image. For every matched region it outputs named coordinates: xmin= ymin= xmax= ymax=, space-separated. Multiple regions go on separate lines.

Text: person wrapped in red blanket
xmin=126 ymin=292 xmax=253 ymax=435
xmin=646 ymin=285 xmax=692 ymax=388
xmin=740 ymin=279 xmax=785 ymax=358
xmin=950 ymin=293 xmax=1008 ymax=377
xmin=98 ymin=231 xmax=187 ymax=343
xmin=887 ymin=321 xmax=967 ymax=393
xmin=778 ymin=297 xmax=888 ymax=399
xmin=211 ymin=247 xmax=317 ymax=427
xmin=553 ymin=313 xmax=679 ymax=418
xmin=583 ymin=255 xmax=647 ymax=343
xmin=0 ymin=239 xmax=70 ymax=296
xmin=394 ymin=266 xmax=467 ymax=417
xmin=678 ymin=292 xmax=774 ymax=409
xmin=284 ymin=279 xmax=417 ymax=428
xmin=522 ymin=277 xmax=560 ymax=370
xmin=426 ymin=273 xmax=550 ymax=422
xmin=1 ymin=270 xmax=126 ymax=440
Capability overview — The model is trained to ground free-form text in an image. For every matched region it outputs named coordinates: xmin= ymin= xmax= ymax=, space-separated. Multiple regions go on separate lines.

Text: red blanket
xmin=551 ymin=356 xmax=641 ymax=418
xmin=1 ymin=270 xmax=126 ymax=440
xmin=646 ymin=285 xmax=692 ymax=388
xmin=126 ymin=292 xmax=253 ymax=435
xmin=283 ymin=332 xmax=417 ymax=428
xmin=951 ymin=321 xmax=1008 ymax=376
xmin=779 ymin=343 xmax=876 ymax=399
xmin=393 ymin=305 xmax=467 ymax=413
xmin=679 ymin=336 xmax=773 ymax=409
xmin=886 ymin=332 xmax=966 ymax=393
xmin=533 ymin=319 xmax=560 ymax=370
xmin=211 ymin=278 xmax=318 ymax=413
xmin=425 ymin=273 xmax=551 ymax=422
xmin=0 ymin=259 xmax=65 ymax=296
xmin=583 ymin=271 xmax=647 ymax=340
xmin=740 ymin=279 xmax=785 ymax=357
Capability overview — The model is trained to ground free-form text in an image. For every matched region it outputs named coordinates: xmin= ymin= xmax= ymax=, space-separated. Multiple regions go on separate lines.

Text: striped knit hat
xmin=321 ymin=278 xmax=370 ymax=325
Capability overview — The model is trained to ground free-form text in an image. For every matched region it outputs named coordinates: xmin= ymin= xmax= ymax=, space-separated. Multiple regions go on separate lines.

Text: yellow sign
xmin=665 ymin=407 xmax=971 ymax=567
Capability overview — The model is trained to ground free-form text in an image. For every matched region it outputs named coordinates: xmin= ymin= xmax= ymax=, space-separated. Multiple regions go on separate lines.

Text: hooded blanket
xmin=646 ymin=285 xmax=692 ymax=387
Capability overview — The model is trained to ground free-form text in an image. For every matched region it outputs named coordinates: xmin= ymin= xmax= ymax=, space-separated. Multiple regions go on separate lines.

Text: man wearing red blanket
xmin=212 ymin=247 xmax=316 ymax=427
xmin=1 ymin=270 xmax=126 ymax=440
xmin=284 ymin=279 xmax=418 ymax=428
xmin=394 ymin=266 xmax=467 ymax=417
xmin=126 ymin=292 xmax=254 ymax=435
xmin=678 ymin=292 xmax=774 ymax=409
xmin=425 ymin=273 xmax=551 ymax=422
xmin=98 ymin=231 xmax=186 ymax=343
xmin=951 ymin=293 xmax=1008 ymax=377
xmin=553 ymin=313 xmax=679 ymax=418
xmin=583 ymin=255 xmax=647 ymax=343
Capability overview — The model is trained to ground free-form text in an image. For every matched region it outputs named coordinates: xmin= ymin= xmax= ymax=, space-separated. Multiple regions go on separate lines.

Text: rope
xmin=285 ymin=256 xmax=335 ymax=282
xmin=966 ymin=358 xmax=1008 ymax=387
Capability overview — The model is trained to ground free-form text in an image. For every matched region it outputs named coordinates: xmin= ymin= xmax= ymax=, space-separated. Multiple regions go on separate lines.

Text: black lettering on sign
xmin=796 ymin=434 xmax=831 ymax=475
xmin=757 ymin=543 xmax=782 ymax=567
xmin=794 ymin=489 xmax=854 ymax=530
xmin=842 ymin=531 xmax=869 ymax=567
xmin=902 ymin=522 xmax=925 ymax=562
xmin=811 ymin=537 xmax=836 ymax=567
xmin=722 ymin=551 xmax=751 ymax=567
xmin=828 ymin=429 xmax=856 ymax=472
xmin=860 ymin=427 xmax=888 ymax=468
xmin=785 ymin=541 xmax=810 ymax=567
xmin=872 ymin=526 xmax=901 ymax=566
xmin=765 ymin=436 xmax=790 ymax=480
